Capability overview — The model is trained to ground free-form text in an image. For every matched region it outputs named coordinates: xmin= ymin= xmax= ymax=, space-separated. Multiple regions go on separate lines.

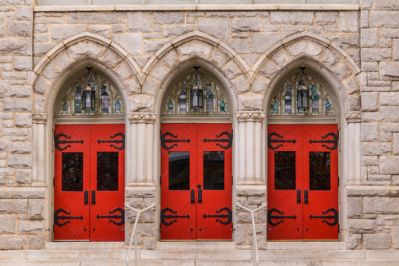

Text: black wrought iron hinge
xmin=161 ymin=131 xmax=190 ymax=150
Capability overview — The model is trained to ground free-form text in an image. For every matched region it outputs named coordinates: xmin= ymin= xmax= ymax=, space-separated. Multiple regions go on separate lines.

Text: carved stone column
xmin=236 ymin=111 xmax=266 ymax=184
xmin=345 ymin=111 xmax=361 ymax=185
xmin=127 ymin=112 xmax=157 ymax=185
xmin=234 ymin=111 xmax=267 ymax=249
xmin=32 ymin=113 xmax=48 ymax=186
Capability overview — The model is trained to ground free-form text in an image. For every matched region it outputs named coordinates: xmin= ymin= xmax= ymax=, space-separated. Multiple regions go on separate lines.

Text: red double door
xmin=54 ymin=124 xmax=125 ymax=241
xmin=161 ymin=123 xmax=233 ymax=240
xmin=267 ymin=124 xmax=339 ymax=240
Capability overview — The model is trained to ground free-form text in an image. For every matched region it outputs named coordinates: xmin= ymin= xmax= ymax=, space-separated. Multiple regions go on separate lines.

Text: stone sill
xmin=34 ymin=4 xmax=360 ymax=12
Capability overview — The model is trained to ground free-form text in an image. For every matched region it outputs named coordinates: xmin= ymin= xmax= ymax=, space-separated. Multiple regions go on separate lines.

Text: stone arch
xmin=32 ymin=32 xmax=141 ymax=114
xmin=251 ymin=33 xmax=361 ymax=115
xmin=141 ymin=31 xmax=250 ymax=112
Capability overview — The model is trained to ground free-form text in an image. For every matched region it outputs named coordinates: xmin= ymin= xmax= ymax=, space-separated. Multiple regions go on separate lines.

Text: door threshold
xmin=266 ymin=241 xmax=345 ymax=250
xmin=46 ymin=242 xmax=126 ymax=250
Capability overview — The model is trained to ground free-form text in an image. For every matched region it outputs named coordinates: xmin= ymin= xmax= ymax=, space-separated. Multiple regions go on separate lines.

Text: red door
xmin=161 ymin=123 xmax=232 ymax=240
xmin=267 ymin=124 xmax=338 ymax=240
xmin=54 ymin=124 xmax=125 ymax=241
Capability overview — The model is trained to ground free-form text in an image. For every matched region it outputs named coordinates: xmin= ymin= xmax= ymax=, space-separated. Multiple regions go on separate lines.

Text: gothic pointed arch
xmin=251 ymin=33 xmax=361 ymax=118
xmin=141 ymin=31 xmax=250 ymax=113
xmin=32 ymin=32 xmax=141 ymax=115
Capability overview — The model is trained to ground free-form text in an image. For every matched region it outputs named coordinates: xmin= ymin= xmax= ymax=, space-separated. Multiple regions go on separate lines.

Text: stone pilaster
xmin=127 ymin=112 xmax=157 ymax=185
xmin=345 ymin=111 xmax=361 ymax=185
xmin=32 ymin=113 xmax=48 ymax=186
xmin=236 ymin=111 xmax=265 ymax=184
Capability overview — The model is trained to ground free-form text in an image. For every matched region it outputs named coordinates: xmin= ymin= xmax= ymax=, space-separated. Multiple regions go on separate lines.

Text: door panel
xmin=54 ymin=125 xmax=90 ymax=241
xmin=267 ymin=125 xmax=303 ymax=240
xmin=161 ymin=124 xmax=197 ymax=240
xmin=54 ymin=124 xmax=125 ymax=242
xmin=267 ymin=124 xmax=339 ymax=241
xmin=302 ymin=125 xmax=339 ymax=240
xmin=197 ymin=124 xmax=232 ymax=240
xmin=161 ymin=123 xmax=232 ymax=240
xmin=90 ymin=124 xmax=125 ymax=241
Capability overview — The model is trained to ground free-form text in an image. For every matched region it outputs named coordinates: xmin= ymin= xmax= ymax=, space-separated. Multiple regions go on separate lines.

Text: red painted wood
xmin=54 ymin=124 xmax=90 ymax=241
xmin=161 ymin=123 xmax=232 ymax=240
xmin=54 ymin=124 xmax=125 ymax=242
xmin=90 ymin=124 xmax=125 ymax=241
xmin=267 ymin=124 xmax=303 ymax=240
xmin=267 ymin=124 xmax=338 ymax=241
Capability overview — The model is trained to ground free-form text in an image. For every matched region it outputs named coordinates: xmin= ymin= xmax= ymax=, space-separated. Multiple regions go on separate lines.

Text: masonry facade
xmin=0 ymin=0 xmax=399 ymax=255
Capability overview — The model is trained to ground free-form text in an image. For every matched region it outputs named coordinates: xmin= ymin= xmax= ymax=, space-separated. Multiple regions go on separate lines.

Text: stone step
xmin=156 ymin=241 xmax=235 ymax=250
xmin=45 ymin=242 xmax=125 ymax=250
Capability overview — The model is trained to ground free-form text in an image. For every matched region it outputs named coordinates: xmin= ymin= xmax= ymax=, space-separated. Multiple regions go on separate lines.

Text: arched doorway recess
xmin=160 ymin=65 xmax=233 ymax=240
xmin=53 ymin=67 xmax=126 ymax=241
xmin=266 ymin=67 xmax=340 ymax=241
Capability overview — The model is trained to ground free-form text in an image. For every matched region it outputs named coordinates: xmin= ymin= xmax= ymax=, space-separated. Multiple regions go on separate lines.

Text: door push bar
xmin=197 ymin=185 xmax=202 ymax=203
xmin=54 ymin=133 xmax=84 ymax=151
xmin=268 ymin=132 xmax=296 ymax=150
xmin=161 ymin=131 xmax=190 ymax=150
xmin=190 ymin=189 xmax=195 ymax=204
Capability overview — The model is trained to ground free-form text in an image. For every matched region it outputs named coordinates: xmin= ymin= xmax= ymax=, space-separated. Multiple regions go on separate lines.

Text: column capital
xmin=128 ymin=112 xmax=157 ymax=124
xmin=236 ymin=111 xmax=266 ymax=122
xmin=32 ymin=113 xmax=48 ymax=124
xmin=345 ymin=111 xmax=361 ymax=123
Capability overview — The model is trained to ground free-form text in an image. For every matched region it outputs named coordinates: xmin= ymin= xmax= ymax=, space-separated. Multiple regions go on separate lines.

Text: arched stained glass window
xmin=163 ymin=66 xmax=229 ymax=116
xmin=269 ymin=68 xmax=336 ymax=117
xmin=55 ymin=68 xmax=124 ymax=117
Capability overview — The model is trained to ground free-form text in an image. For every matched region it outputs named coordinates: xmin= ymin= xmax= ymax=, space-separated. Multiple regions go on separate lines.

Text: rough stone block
xmin=113 ymin=33 xmax=141 ymax=55
xmin=251 ymin=33 xmax=280 ymax=53
xmin=0 ymin=215 xmax=16 ymax=234
xmin=361 ymin=29 xmax=378 ymax=48
xmin=153 ymin=12 xmax=184 ymax=24
xmin=198 ymin=18 xmax=229 ymax=41
xmin=0 ymin=199 xmax=27 ymax=214
xmin=14 ymin=56 xmax=32 ymax=71
xmin=51 ymin=24 xmax=86 ymax=41
xmin=361 ymin=92 xmax=378 ymax=111
xmin=3 ymin=98 xmax=31 ymax=112
xmin=338 ymin=12 xmax=359 ymax=33
xmin=232 ymin=17 xmax=260 ymax=32
xmin=15 ymin=113 xmax=32 ymax=127
xmin=8 ymin=154 xmax=32 ymax=168
xmin=0 ymin=237 xmax=24 ymax=250
xmin=18 ymin=220 xmax=44 ymax=233
xmin=370 ymin=11 xmax=399 ymax=28
xmin=347 ymin=197 xmax=362 ymax=218
xmin=270 ymin=11 xmax=313 ymax=25
xmin=380 ymin=62 xmax=399 ymax=80
xmin=363 ymin=232 xmax=391 ymax=249
xmin=364 ymin=197 xmax=399 ymax=214
xmin=127 ymin=12 xmax=151 ymax=32
xmin=348 ymin=219 xmax=375 ymax=233
xmin=380 ymin=156 xmax=399 ymax=175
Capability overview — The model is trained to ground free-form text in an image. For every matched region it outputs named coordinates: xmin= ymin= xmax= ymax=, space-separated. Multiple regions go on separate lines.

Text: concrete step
xmin=46 ymin=242 xmax=125 ymax=250
xmin=156 ymin=241 xmax=235 ymax=250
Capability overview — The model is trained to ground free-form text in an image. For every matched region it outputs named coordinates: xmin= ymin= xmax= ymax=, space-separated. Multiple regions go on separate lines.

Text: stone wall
xmin=344 ymin=0 xmax=399 ymax=250
xmin=1 ymin=0 xmax=399 ymax=252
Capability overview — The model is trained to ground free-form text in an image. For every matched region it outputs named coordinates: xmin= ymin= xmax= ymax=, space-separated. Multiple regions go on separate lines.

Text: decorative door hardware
xmin=54 ymin=133 xmax=84 ymax=151
xmin=96 ymin=208 xmax=125 ymax=226
xmin=304 ymin=190 xmax=308 ymax=204
xmin=54 ymin=208 xmax=83 ymax=227
xmin=161 ymin=132 xmax=190 ymax=150
xmin=84 ymin=191 xmax=88 ymax=205
xmin=309 ymin=208 xmax=338 ymax=226
xmin=268 ymin=132 xmax=296 ymax=150
xmin=92 ymin=190 xmax=96 ymax=205
xmin=161 ymin=208 xmax=190 ymax=226
xmin=203 ymin=207 xmax=232 ymax=225
xmin=296 ymin=190 xmax=301 ymax=204
xmin=197 ymin=185 xmax=202 ymax=203
xmin=97 ymin=132 xmax=125 ymax=150
xmin=191 ymin=189 xmax=195 ymax=204
xmin=203 ymin=131 xmax=233 ymax=149
xmin=309 ymin=132 xmax=338 ymax=150
xmin=267 ymin=208 xmax=296 ymax=227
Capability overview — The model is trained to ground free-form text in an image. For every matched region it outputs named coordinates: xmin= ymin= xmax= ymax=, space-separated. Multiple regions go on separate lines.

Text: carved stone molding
xmin=345 ymin=111 xmax=361 ymax=123
xmin=32 ymin=113 xmax=48 ymax=124
xmin=236 ymin=111 xmax=266 ymax=122
xmin=128 ymin=112 xmax=157 ymax=124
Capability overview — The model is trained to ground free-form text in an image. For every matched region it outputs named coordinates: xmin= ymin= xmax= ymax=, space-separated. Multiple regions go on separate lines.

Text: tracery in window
xmin=269 ymin=68 xmax=335 ymax=116
xmin=163 ymin=66 xmax=229 ymax=116
xmin=55 ymin=67 xmax=124 ymax=117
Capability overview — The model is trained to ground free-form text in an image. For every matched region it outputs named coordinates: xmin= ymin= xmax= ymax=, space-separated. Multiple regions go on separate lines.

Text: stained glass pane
xmin=74 ymin=85 xmax=82 ymax=114
xmin=62 ymin=152 xmax=83 ymax=191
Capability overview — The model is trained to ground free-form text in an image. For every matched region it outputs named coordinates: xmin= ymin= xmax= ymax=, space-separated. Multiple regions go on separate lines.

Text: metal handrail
xmin=236 ymin=203 xmax=266 ymax=266
xmin=125 ymin=203 xmax=156 ymax=266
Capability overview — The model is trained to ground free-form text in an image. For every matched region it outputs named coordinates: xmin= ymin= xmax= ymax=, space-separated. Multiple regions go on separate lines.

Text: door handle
xmin=84 ymin=191 xmax=88 ymax=205
xmin=296 ymin=190 xmax=301 ymax=204
xmin=92 ymin=190 xmax=96 ymax=205
xmin=197 ymin=185 xmax=202 ymax=204
xmin=304 ymin=190 xmax=308 ymax=204
xmin=190 ymin=189 xmax=195 ymax=204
